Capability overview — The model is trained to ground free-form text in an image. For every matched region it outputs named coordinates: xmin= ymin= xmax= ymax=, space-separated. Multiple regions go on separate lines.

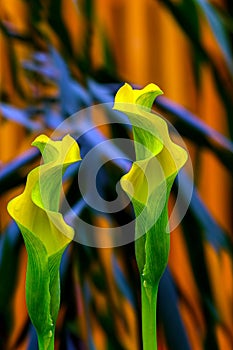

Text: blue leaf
xmin=196 ymin=0 xmax=233 ymax=75
xmin=112 ymin=255 xmax=135 ymax=307
xmin=158 ymin=268 xmax=192 ymax=350
xmin=176 ymin=170 xmax=232 ymax=252
xmin=0 ymin=103 xmax=41 ymax=130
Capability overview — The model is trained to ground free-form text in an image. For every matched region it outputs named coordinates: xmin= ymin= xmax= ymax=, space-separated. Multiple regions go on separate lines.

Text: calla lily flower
xmin=113 ymin=83 xmax=187 ymax=350
xmin=7 ymin=134 xmax=81 ymax=350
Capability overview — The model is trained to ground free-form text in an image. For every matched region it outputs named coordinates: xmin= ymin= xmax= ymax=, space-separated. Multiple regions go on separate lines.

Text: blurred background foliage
xmin=0 ymin=0 xmax=233 ymax=349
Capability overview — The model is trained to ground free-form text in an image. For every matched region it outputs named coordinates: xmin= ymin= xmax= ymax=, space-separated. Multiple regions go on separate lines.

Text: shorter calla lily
xmin=113 ymin=83 xmax=187 ymax=350
xmin=7 ymin=134 xmax=81 ymax=350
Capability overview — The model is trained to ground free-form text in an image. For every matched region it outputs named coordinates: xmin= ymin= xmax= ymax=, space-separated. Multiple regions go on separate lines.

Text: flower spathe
xmin=114 ymin=82 xmax=188 ymax=350
xmin=7 ymin=134 xmax=81 ymax=349
xmin=113 ymin=83 xmax=188 ymax=285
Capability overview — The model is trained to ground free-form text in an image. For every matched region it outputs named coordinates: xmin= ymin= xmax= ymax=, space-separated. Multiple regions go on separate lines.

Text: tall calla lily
xmin=7 ymin=134 xmax=81 ymax=350
xmin=113 ymin=83 xmax=187 ymax=350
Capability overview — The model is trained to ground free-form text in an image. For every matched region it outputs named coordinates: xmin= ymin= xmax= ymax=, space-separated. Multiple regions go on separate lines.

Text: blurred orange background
xmin=0 ymin=0 xmax=232 ymax=349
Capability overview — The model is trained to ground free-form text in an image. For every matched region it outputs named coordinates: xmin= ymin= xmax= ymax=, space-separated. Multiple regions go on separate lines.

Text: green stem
xmin=141 ymin=279 xmax=158 ymax=350
xmin=38 ymin=330 xmax=55 ymax=350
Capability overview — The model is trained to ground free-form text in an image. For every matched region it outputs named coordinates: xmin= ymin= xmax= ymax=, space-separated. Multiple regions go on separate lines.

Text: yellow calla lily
xmin=7 ymin=134 xmax=81 ymax=350
xmin=113 ymin=83 xmax=188 ymax=350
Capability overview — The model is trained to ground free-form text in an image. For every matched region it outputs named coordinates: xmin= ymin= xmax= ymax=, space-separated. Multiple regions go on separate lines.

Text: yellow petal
xmin=114 ymin=82 xmax=163 ymax=109
xmin=7 ymin=134 xmax=81 ymax=256
xmin=120 ymin=113 xmax=187 ymax=206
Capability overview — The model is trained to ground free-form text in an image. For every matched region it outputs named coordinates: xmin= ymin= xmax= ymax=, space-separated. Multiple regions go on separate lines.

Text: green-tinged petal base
xmin=7 ymin=134 xmax=81 ymax=349
xmin=114 ymin=83 xmax=187 ymax=350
